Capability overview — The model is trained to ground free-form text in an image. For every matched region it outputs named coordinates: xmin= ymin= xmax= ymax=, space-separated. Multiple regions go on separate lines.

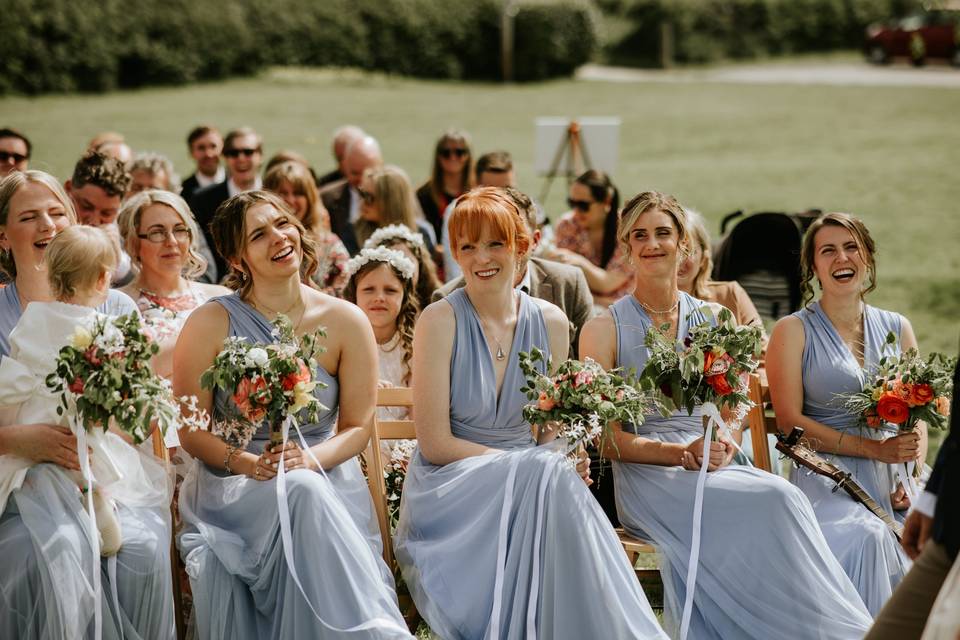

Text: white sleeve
xmin=912 ymin=490 xmax=937 ymax=518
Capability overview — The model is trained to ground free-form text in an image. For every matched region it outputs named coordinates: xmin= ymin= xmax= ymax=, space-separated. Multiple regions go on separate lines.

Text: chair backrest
xmin=366 ymin=387 xmax=415 ymax=569
xmin=746 ymin=372 xmax=778 ymax=473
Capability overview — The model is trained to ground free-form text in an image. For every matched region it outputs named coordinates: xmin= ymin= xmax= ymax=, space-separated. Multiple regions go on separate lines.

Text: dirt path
xmin=576 ymin=62 xmax=960 ymax=89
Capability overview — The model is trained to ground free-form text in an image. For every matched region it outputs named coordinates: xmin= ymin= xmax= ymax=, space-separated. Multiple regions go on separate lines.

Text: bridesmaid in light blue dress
xmin=768 ymin=213 xmax=921 ymax=614
xmin=581 ymin=192 xmax=873 ymax=640
xmin=395 ymin=187 xmax=667 ymax=640
xmin=174 ymin=191 xmax=411 ymax=639
xmin=0 ymin=170 xmax=174 ymax=639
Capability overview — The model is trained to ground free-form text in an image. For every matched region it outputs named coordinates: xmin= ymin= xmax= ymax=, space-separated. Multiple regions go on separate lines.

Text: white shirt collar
xmin=195 ymin=167 xmax=225 ymax=188
xmin=516 ymin=263 xmax=531 ymax=294
xmin=348 ymin=186 xmax=360 ymax=224
xmin=227 ymin=176 xmax=262 ymax=198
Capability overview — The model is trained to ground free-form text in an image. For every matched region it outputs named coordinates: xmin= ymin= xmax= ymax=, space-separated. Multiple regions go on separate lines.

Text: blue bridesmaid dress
xmin=0 ymin=283 xmax=175 ymax=639
xmin=610 ymin=292 xmax=873 ymax=640
xmin=394 ymin=289 xmax=667 ymax=640
xmin=177 ymin=294 xmax=411 ymax=639
xmin=790 ymin=302 xmax=911 ymax=614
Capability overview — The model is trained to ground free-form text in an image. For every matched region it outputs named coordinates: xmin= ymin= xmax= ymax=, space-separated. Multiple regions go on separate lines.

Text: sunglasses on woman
xmin=567 ymin=198 xmax=594 ymax=212
xmin=439 ymin=147 xmax=468 ymax=159
xmin=358 ymin=188 xmax=376 ymax=205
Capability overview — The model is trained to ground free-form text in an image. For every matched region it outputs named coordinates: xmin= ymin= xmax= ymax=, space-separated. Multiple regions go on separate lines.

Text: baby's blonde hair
xmin=45 ymin=226 xmax=119 ymax=301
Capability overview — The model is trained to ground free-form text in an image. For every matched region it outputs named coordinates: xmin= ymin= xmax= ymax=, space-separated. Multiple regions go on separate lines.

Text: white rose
xmin=246 ymin=347 xmax=269 ymax=368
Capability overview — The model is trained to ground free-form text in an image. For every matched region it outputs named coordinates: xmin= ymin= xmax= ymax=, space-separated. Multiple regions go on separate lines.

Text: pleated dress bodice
xmin=446 ymin=288 xmax=548 ymax=451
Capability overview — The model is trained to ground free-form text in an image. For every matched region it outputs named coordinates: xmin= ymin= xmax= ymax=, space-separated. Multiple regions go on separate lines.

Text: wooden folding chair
xmin=746 ymin=371 xmax=779 ymax=473
xmin=364 ymin=387 xmax=419 ymax=629
xmin=151 ymin=428 xmax=186 ymax=640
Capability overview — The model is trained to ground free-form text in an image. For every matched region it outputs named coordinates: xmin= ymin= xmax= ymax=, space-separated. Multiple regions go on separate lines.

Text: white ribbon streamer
xmin=73 ymin=413 xmax=103 ymax=640
xmin=107 ymin=555 xmax=124 ymax=640
xmin=273 ymin=415 xmax=410 ymax=636
xmin=898 ymin=460 xmax=919 ymax=501
xmin=678 ymin=401 xmax=722 ymax=640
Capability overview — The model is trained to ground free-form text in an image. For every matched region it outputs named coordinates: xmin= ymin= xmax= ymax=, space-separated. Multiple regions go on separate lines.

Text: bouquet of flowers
xmin=383 ymin=439 xmax=416 ymax=531
xmin=639 ymin=307 xmax=763 ymax=422
xmin=200 ymin=315 xmax=327 ymax=448
xmin=519 ymin=348 xmax=656 ymax=451
xmin=45 ymin=312 xmax=201 ymax=443
xmin=839 ymin=332 xmax=954 ymax=433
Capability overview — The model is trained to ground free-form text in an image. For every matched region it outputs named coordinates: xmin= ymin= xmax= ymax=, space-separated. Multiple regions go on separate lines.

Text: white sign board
xmin=534 ymin=117 xmax=620 ymax=177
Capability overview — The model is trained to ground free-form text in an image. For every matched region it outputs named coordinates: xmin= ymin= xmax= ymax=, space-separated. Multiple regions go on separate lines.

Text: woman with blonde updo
xmin=356 ymin=164 xmax=436 ymax=256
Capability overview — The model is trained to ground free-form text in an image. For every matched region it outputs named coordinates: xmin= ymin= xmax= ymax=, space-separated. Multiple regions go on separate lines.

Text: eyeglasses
xmin=223 ymin=148 xmax=259 ymax=158
xmin=137 ymin=227 xmax=192 ymax=244
xmin=439 ymin=147 xmax=468 ymax=159
xmin=0 ymin=151 xmax=28 ymax=164
xmin=358 ymin=188 xmax=376 ymax=205
xmin=567 ymin=198 xmax=594 ymax=212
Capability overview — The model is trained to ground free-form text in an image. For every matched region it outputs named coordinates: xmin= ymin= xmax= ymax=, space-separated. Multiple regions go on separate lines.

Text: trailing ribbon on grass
xmin=274 ymin=415 xmax=411 ymax=637
xmin=678 ymin=401 xmax=723 ymax=640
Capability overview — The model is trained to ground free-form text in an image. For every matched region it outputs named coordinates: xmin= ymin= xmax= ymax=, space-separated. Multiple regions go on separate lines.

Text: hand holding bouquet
xmin=200 ymin=314 xmax=327 ymax=449
xmin=839 ymin=331 xmax=954 ymax=433
xmin=519 ymin=348 xmax=656 ymax=452
xmin=639 ymin=306 xmax=762 ymax=425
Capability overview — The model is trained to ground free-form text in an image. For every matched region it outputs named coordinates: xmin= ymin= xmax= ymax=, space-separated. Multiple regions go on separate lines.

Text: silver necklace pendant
xmin=496 ymin=344 xmax=506 ymax=360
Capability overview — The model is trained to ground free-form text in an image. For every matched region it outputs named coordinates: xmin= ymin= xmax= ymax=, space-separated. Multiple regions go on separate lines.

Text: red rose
xmin=705 ymin=373 xmax=733 ymax=396
xmin=905 ymin=383 xmax=934 ymax=408
xmin=282 ymin=360 xmax=311 ymax=391
xmin=702 ymin=350 xmax=716 ymax=374
xmin=68 ymin=376 xmax=85 ymax=394
xmin=876 ymin=392 xmax=910 ymax=425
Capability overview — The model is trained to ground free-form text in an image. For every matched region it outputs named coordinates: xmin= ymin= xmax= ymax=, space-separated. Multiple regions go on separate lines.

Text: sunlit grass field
xmin=1 ymin=66 xmax=957 ymax=360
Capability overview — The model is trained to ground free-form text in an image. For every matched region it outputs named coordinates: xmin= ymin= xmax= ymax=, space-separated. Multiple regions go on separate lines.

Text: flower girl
xmin=0 ymin=226 xmax=169 ymax=556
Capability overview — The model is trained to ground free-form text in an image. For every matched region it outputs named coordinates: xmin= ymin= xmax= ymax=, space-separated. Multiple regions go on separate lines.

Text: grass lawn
xmin=1 ymin=66 xmax=957 ymax=361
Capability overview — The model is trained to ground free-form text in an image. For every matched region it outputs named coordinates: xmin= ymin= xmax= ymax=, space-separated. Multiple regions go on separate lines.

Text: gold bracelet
xmin=223 ymin=445 xmax=240 ymax=474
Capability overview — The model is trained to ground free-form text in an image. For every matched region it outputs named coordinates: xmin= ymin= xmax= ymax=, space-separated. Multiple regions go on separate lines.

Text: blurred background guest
xmin=128 ymin=151 xmax=181 ymax=195
xmin=117 ymin=190 xmax=229 ymax=380
xmin=180 ymin=125 xmax=223 ymax=202
xmin=356 ymin=164 xmax=436 ymax=256
xmin=321 ymin=134 xmax=382 ymax=255
xmin=88 ymin=131 xmax=133 ymax=164
xmin=264 ymin=160 xmax=349 ymax=295
xmin=0 ymin=128 xmax=30 ymax=177
xmin=317 ymin=124 xmax=365 ymax=188
xmin=546 ymin=169 xmax=631 ymax=309
xmin=416 ymin=128 xmax=474 ymax=241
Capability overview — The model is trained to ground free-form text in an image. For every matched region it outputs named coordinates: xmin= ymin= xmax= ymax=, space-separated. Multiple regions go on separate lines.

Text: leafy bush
xmin=0 ymin=0 xmax=597 ymax=95
xmin=604 ymin=0 xmax=925 ymax=67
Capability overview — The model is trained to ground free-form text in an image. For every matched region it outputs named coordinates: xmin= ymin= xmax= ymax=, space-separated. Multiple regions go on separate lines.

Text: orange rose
xmin=537 ymin=392 xmax=557 ymax=411
xmin=876 ymin=392 xmax=910 ymax=425
xmin=705 ymin=373 xmax=733 ymax=396
xmin=233 ymin=376 xmax=269 ymax=422
xmin=905 ymin=383 xmax=934 ymax=408
xmin=282 ymin=360 xmax=311 ymax=391
xmin=702 ymin=350 xmax=715 ymax=374
xmin=936 ymin=395 xmax=951 ymax=416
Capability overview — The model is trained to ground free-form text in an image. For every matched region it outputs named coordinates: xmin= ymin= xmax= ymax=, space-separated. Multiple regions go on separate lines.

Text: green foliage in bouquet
xmin=45 ymin=312 xmax=190 ymax=444
xmin=639 ymin=306 xmax=762 ymax=416
xmin=840 ymin=331 xmax=955 ymax=432
xmin=519 ymin=347 xmax=656 ymax=448
xmin=200 ymin=315 xmax=328 ymax=436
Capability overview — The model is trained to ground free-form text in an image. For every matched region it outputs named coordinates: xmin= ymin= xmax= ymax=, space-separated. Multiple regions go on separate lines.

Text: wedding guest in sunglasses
xmin=415 ymin=129 xmax=475 ymax=241
xmin=544 ymin=169 xmax=632 ymax=309
xmin=355 ymin=165 xmax=436 ymax=257
xmin=0 ymin=128 xmax=30 ymax=177
xmin=190 ymin=126 xmax=264 ymax=278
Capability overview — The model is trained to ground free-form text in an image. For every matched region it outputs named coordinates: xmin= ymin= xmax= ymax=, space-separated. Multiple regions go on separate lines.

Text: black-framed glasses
xmin=223 ymin=148 xmax=259 ymax=158
xmin=439 ymin=147 xmax=468 ymax=159
xmin=358 ymin=188 xmax=376 ymax=205
xmin=137 ymin=227 xmax=191 ymax=244
xmin=567 ymin=198 xmax=594 ymax=212
xmin=0 ymin=151 xmax=28 ymax=164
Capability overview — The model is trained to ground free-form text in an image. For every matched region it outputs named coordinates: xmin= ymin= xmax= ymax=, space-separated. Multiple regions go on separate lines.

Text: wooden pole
xmin=502 ymin=0 xmax=519 ymax=82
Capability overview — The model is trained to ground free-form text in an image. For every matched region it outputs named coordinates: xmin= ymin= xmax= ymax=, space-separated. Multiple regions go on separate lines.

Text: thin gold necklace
xmin=634 ymin=292 xmax=679 ymax=316
xmin=251 ymin=291 xmax=304 ymax=329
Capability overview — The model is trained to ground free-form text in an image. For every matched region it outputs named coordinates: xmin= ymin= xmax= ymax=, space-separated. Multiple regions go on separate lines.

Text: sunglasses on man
xmin=223 ymin=148 xmax=259 ymax=158
xmin=567 ymin=198 xmax=595 ymax=212
xmin=0 ymin=151 xmax=28 ymax=164
xmin=439 ymin=147 xmax=468 ymax=159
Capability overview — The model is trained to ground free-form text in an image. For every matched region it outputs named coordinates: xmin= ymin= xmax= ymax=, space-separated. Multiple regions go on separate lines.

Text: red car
xmin=865 ymin=9 xmax=960 ymax=66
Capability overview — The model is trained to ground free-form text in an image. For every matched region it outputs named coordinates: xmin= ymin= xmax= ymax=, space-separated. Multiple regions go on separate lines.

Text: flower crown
xmin=364 ymin=224 xmax=424 ymax=250
xmin=345 ymin=246 xmax=416 ymax=281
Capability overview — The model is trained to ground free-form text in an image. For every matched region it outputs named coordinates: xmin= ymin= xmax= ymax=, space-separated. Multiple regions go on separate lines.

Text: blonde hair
xmin=0 ymin=170 xmax=78 ymax=278
xmin=45 ymin=226 xmax=119 ymax=301
xmin=117 ymin=190 xmax=207 ymax=279
xmin=356 ymin=165 xmax=422 ymax=246
xmin=683 ymin=208 xmax=714 ymax=299
xmin=800 ymin=212 xmax=877 ymax=307
xmin=616 ymin=191 xmax=689 ymax=261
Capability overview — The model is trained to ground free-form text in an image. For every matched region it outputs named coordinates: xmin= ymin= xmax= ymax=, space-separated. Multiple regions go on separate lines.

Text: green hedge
xmin=0 ymin=0 xmax=598 ymax=94
xmin=603 ymin=0 xmax=924 ymax=66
